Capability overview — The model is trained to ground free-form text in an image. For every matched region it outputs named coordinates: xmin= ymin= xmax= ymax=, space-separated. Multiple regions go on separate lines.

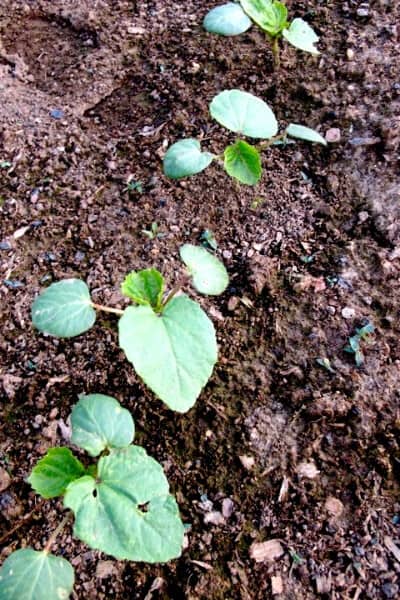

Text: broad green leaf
xmin=210 ymin=90 xmax=278 ymax=139
xmin=180 ymin=244 xmax=229 ymax=295
xmin=71 ymin=394 xmax=135 ymax=457
xmin=121 ymin=268 xmax=164 ymax=309
xmin=282 ymin=18 xmax=320 ymax=55
xmin=224 ymin=140 xmax=262 ymax=185
xmin=28 ymin=447 xmax=85 ymax=499
xmin=240 ymin=0 xmax=288 ymax=36
xmin=0 ymin=549 xmax=74 ymax=600
xmin=64 ymin=446 xmax=184 ymax=562
xmin=286 ymin=124 xmax=327 ymax=146
xmin=203 ymin=3 xmax=252 ymax=36
xmin=163 ymin=139 xmax=214 ymax=179
xmin=32 ymin=279 xmax=96 ymax=338
xmin=118 ymin=295 xmax=217 ymax=412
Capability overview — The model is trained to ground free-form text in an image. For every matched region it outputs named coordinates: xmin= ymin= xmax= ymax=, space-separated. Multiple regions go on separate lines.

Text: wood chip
xmin=250 ymin=539 xmax=284 ymax=563
xmin=324 ymin=496 xmax=344 ymax=517
xmin=296 ymin=461 xmax=320 ymax=479
xmin=384 ymin=536 xmax=400 ymax=563
xmin=271 ymin=574 xmax=283 ymax=594
xmin=189 ymin=560 xmax=213 ymax=571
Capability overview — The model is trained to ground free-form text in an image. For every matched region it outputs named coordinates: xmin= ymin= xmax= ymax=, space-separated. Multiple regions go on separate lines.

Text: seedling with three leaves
xmin=164 ymin=89 xmax=326 ymax=186
xmin=31 ymin=245 xmax=229 ymax=413
xmin=204 ymin=1 xmax=320 ymax=66
xmin=0 ymin=394 xmax=185 ymax=600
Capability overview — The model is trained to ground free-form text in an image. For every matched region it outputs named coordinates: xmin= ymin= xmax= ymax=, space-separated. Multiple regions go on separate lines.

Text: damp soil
xmin=0 ymin=1 xmax=400 ymax=598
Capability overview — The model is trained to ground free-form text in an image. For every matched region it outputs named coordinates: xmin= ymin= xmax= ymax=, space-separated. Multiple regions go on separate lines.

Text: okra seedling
xmin=344 ymin=321 xmax=375 ymax=366
xmin=31 ymin=245 xmax=229 ymax=413
xmin=0 ymin=394 xmax=185 ymax=600
xmin=163 ymin=89 xmax=326 ymax=186
xmin=204 ymin=1 xmax=320 ymax=67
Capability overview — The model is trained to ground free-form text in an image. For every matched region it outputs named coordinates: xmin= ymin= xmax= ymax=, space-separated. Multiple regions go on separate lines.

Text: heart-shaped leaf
xmin=118 ymin=295 xmax=217 ymax=412
xmin=64 ymin=446 xmax=184 ymax=562
xmin=32 ymin=279 xmax=96 ymax=338
xmin=28 ymin=447 xmax=85 ymax=499
xmin=282 ymin=18 xmax=320 ymax=54
xmin=224 ymin=140 xmax=262 ymax=185
xmin=203 ymin=3 xmax=252 ymax=36
xmin=210 ymin=90 xmax=278 ymax=139
xmin=240 ymin=0 xmax=288 ymax=36
xmin=71 ymin=394 xmax=135 ymax=457
xmin=180 ymin=244 xmax=229 ymax=295
xmin=121 ymin=268 xmax=164 ymax=309
xmin=0 ymin=549 xmax=75 ymax=600
xmin=163 ymin=139 xmax=214 ymax=179
xmin=286 ymin=124 xmax=327 ymax=145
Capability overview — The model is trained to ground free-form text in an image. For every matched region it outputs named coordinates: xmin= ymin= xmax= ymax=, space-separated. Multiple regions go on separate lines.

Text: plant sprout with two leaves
xmin=203 ymin=0 xmax=320 ymax=67
xmin=344 ymin=321 xmax=375 ymax=367
xmin=0 ymin=394 xmax=185 ymax=600
xmin=163 ymin=89 xmax=327 ymax=186
xmin=31 ymin=245 xmax=229 ymax=413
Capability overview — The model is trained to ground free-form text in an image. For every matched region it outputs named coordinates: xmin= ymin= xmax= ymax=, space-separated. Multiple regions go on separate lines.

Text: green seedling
xmin=163 ymin=89 xmax=326 ymax=186
xmin=344 ymin=321 xmax=374 ymax=366
xmin=0 ymin=160 xmax=12 ymax=169
xmin=142 ymin=221 xmax=166 ymax=240
xmin=203 ymin=1 xmax=320 ymax=67
xmin=200 ymin=229 xmax=218 ymax=251
xmin=0 ymin=394 xmax=185 ymax=600
xmin=124 ymin=179 xmax=144 ymax=193
xmin=31 ymin=245 xmax=229 ymax=413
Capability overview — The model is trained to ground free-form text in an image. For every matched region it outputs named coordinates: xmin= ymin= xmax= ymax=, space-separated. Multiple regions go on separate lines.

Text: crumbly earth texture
xmin=0 ymin=1 xmax=399 ymax=598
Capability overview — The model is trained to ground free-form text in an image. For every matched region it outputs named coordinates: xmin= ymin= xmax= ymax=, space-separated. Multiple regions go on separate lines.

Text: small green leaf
xmin=203 ymin=3 xmax=252 ymax=36
xmin=0 ymin=549 xmax=74 ymax=600
xmin=282 ymin=18 xmax=320 ymax=55
xmin=64 ymin=446 xmax=184 ymax=562
xmin=224 ymin=140 xmax=262 ymax=185
xmin=210 ymin=89 xmax=278 ymax=139
xmin=240 ymin=0 xmax=288 ymax=36
xmin=118 ymin=295 xmax=217 ymax=412
xmin=32 ymin=279 xmax=96 ymax=338
xmin=163 ymin=139 xmax=214 ymax=179
xmin=28 ymin=448 xmax=85 ymax=499
xmin=286 ymin=124 xmax=327 ymax=146
xmin=71 ymin=394 xmax=135 ymax=457
xmin=121 ymin=268 xmax=164 ymax=309
xmin=180 ymin=244 xmax=229 ymax=295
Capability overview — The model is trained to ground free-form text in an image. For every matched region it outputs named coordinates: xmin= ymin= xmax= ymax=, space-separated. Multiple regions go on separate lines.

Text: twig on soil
xmin=0 ymin=498 xmax=46 ymax=545
xmin=44 ymin=511 xmax=72 ymax=553
xmin=91 ymin=303 xmax=124 ymax=316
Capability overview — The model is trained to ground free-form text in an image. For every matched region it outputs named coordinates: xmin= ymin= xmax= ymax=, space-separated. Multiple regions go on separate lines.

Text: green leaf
xmin=210 ymin=89 xmax=278 ymax=139
xmin=282 ymin=18 xmax=320 ymax=55
xmin=240 ymin=0 xmax=288 ymax=36
xmin=203 ymin=3 xmax=252 ymax=36
xmin=32 ymin=279 xmax=96 ymax=338
xmin=121 ymin=268 xmax=164 ymax=309
xmin=0 ymin=549 xmax=74 ymax=600
xmin=28 ymin=448 xmax=85 ymax=499
xmin=118 ymin=295 xmax=217 ymax=412
xmin=180 ymin=244 xmax=229 ymax=295
xmin=286 ymin=124 xmax=327 ymax=146
xmin=163 ymin=139 xmax=214 ymax=179
xmin=224 ymin=140 xmax=262 ymax=185
xmin=64 ymin=446 xmax=184 ymax=562
xmin=71 ymin=394 xmax=135 ymax=457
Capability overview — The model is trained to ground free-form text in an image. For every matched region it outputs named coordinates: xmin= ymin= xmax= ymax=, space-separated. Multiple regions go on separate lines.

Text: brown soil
xmin=1 ymin=1 xmax=399 ymax=598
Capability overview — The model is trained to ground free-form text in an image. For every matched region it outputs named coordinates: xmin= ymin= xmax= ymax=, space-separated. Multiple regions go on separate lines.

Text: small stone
xmin=325 ymin=128 xmax=341 ymax=143
xmin=227 ymin=296 xmax=239 ymax=311
xmin=341 ymin=306 xmax=355 ymax=319
xmin=0 ymin=467 xmax=11 ymax=492
xmin=96 ymin=560 xmax=117 ymax=579
xmin=239 ymin=455 xmax=255 ymax=470
xmin=358 ymin=211 xmax=369 ymax=223
xmin=271 ymin=575 xmax=284 ymax=595
xmin=250 ymin=539 xmax=284 ymax=563
xmin=346 ymin=48 xmax=355 ymax=60
xmin=325 ymin=496 xmax=344 ymax=517
xmin=204 ymin=511 xmax=225 ymax=526
xmin=222 ymin=498 xmax=234 ymax=518
xmin=222 ymin=250 xmax=232 ymax=260
xmin=297 ymin=461 xmax=320 ymax=479
xmin=357 ymin=7 xmax=369 ymax=17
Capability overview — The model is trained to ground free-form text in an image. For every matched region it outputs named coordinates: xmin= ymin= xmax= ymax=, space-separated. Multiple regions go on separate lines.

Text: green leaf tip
xmin=71 ymin=394 xmax=135 ymax=457
xmin=118 ymin=295 xmax=217 ymax=412
xmin=28 ymin=447 xmax=85 ymax=499
xmin=163 ymin=139 xmax=214 ymax=179
xmin=64 ymin=446 xmax=185 ymax=562
xmin=286 ymin=124 xmax=327 ymax=146
xmin=210 ymin=89 xmax=278 ymax=139
xmin=204 ymin=3 xmax=252 ymax=36
xmin=32 ymin=279 xmax=96 ymax=338
xmin=180 ymin=244 xmax=229 ymax=295
xmin=224 ymin=140 xmax=262 ymax=185
xmin=240 ymin=0 xmax=288 ymax=37
xmin=0 ymin=549 xmax=74 ymax=600
xmin=282 ymin=18 xmax=320 ymax=55
xmin=121 ymin=268 xmax=164 ymax=310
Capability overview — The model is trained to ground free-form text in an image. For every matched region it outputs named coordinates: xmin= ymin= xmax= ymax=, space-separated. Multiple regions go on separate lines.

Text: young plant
xmin=344 ymin=321 xmax=375 ymax=366
xmin=31 ymin=245 xmax=229 ymax=413
xmin=203 ymin=1 xmax=320 ymax=66
xmin=0 ymin=394 xmax=185 ymax=600
xmin=163 ymin=89 xmax=326 ymax=186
